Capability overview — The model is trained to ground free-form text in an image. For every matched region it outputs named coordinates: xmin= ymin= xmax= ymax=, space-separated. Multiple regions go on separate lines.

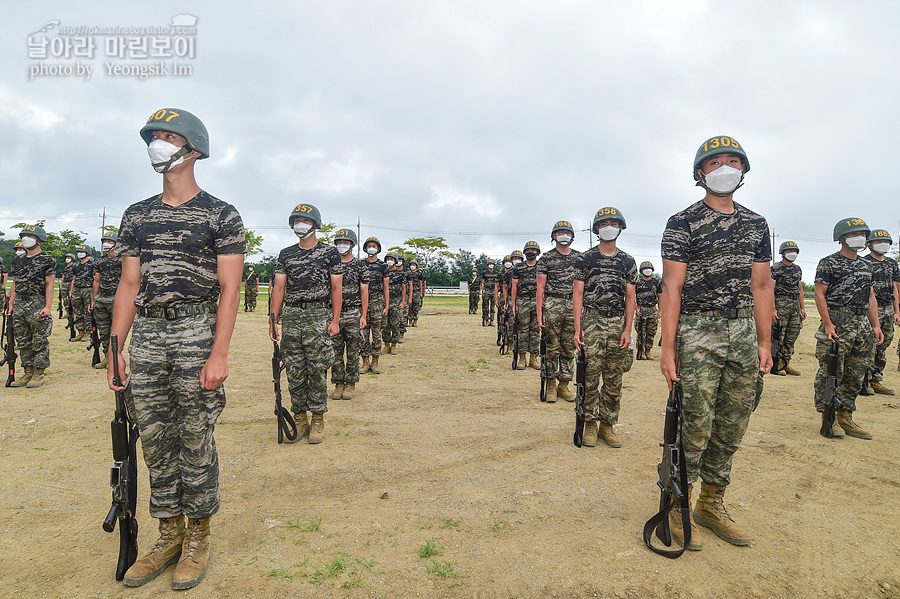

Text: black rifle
xmin=498 ymin=307 xmax=510 ymax=355
xmin=643 ymin=378 xmax=691 ymax=558
xmin=573 ymin=347 xmax=586 ymax=447
xmin=511 ymin=317 xmax=520 ymax=370
xmin=496 ymin=306 xmax=504 ymax=347
xmin=66 ymin=299 xmax=76 ymax=340
xmin=270 ymin=313 xmax=298 ymax=444
xmin=770 ymin=321 xmax=784 ymax=375
xmin=87 ymin=310 xmax=101 ymax=367
xmin=539 ymin=332 xmax=548 ymax=402
xmin=820 ymin=340 xmax=842 ymax=438
xmin=57 ymin=293 xmax=64 ymax=319
xmin=1 ymin=311 xmax=17 ymax=387
xmin=636 ymin=316 xmax=645 ymax=360
xmin=102 ymin=334 xmax=139 ymax=581
xmin=859 ymin=364 xmax=876 ymax=396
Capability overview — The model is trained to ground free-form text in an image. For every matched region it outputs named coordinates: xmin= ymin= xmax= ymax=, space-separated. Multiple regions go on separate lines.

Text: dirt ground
xmin=1 ymin=296 xmax=899 ymax=598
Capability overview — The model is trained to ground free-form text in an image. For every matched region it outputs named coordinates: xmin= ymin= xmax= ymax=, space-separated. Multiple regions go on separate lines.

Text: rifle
xmin=1 ymin=311 xmax=17 ymax=387
xmin=635 ymin=316 xmax=644 ymax=360
xmin=270 ymin=313 xmax=298 ymax=444
xmin=102 ymin=334 xmax=139 ymax=581
xmin=87 ymin=310 xmax=101 ymax=367
xmin=820 ymin=340 xmax=842 ymax=438
xmin=511 ymin=317 xmax=520 ymax=370
xmin=642 ymin=377 xmax=691 ymax=558
xmin=57 ymin=292 xmax=63 ymax=319
xmin=539 ymin=332 xmax=548 ymax=402
xmin=66 ymin=299 xmax=76 ymax=340
xmin=859 ymin=364 xmax=876 ymax=396
xmin=573 ymin=347 xmax=586 ymax=447
xmin=496 ymin=306 xmax=504 ymax=347
xmin=770 ymin=321 xmax=784 ymax=375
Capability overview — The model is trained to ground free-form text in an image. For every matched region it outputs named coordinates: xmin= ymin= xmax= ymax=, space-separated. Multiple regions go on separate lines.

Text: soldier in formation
xmin=468 ymin=267 xmax=480 ymax=314
xmin=91 ymin=231 xmax=122 ymax=369
xmin=244 ymin=265 xmax=259 ymax=312
xmin=382 ymin=252 xmax=407 ymax=353
xmin=0 ymin=256 xmax=7 ymax=311
xmin=407 ymin=259 xmax=425 ymax=327
xmin=330 ymin=229 xmax=367 ymax=400
xmin=771 ymin=241 xmax=805 ymax=375
xmin=635 ymin=261 xmax=662 ymax=360
xmin=511 ymin=241 xmax=541 ymax=370
xmin=862 ymin=229 xmax=899 ymax=394
xmin=69 ymin=243 xmax=94 ymax=341
xmin=60 ymin=253 xmax=75 ymax=321
xmin=481 ymin=259 xmax=499 ymax=327
xmin=361 ymin=237 xmax=388 ymax=374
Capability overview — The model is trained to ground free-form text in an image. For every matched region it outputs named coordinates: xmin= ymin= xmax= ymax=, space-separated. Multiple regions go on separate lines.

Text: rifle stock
xmin=270 ymin=313 xmax=298 ymax=444
xmin=66 ymin=301 xmax=76 ymax=340
xmin=88 ymin=310 xmax=101 ymax=366
xmin=539 ymin=333 xmax=547 ymax=401
xmin=635 ymin=316 xmax=644 ymax=360
xmin=771 ymin=322 xmax=783 ymax=375
xmin=859 ymin=365 xmax=876 ymax=396
xmin=820 ymin=340 xmax=842 ymax=438
xmin=2 ymin=312 xmax=17 ymax=387
xmin=573 ymin=347 xmax=586 ymax=447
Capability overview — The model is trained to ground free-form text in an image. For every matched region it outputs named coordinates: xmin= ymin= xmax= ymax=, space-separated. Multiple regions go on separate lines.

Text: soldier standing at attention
xmin=407 ymin=259 xmax=426 ymax=327
xmin=270 ymin=203 xmax=342 ymax=443
xmin=0 ymin=256 xmax=7 ymax=311
xmin=244 ymin=265 xmax=259 ymax=312
xmin=635 ymin=261 xmax=662 ymax=360
xmin=330 ymin=229 xmax=368 ymax=400
xmin=60 ymin=253 xmax=76 ymax=320
xmin=813 ymin=218 xmax=884 ymax=436
xmin=771 ymin=241 xmax=805 ymax=375
xmin=111 ymin=108 xmax=245 ymax=590
xmin=382 ymin=252 xmax=406 ymax=354
xmin=91 ymin=231 xmax=122 ymax=369
xmin=480 ymin=259 xmax=500 ymax=327
xmin=6 ymin=225 xmax=55 ymax=388
xmin=660 ymin=135 xmax=773 ymax=550
xmin=396 ymin=256 xmax=409 ymax=342
xmin=69 ymin=244 xmax=94 ymax=341
xmin=862 ymin=229 xmax=899 ymax=394
xmin=361 ymin=237 xmax=389 ymax=374
xmin=468 ymin=267 xmax=480 ymax=315
xmin=573 ymin=207 xmax=637 ymax=448
xmin=536 ymin=221 xmax=580 ymax=402
xmin=511 ymin=242 xmax=541 ymax=371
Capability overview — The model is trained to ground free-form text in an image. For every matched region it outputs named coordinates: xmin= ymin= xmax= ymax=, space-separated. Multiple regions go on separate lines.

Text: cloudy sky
xmin=1 ymin=1 xmax=898 ymax=280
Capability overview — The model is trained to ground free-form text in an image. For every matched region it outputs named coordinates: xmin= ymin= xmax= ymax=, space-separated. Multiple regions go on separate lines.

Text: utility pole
xmin=357 ymin=216 xmax=361 ymax=259
xmin=101 ymin=207 xmax=107 ymax=237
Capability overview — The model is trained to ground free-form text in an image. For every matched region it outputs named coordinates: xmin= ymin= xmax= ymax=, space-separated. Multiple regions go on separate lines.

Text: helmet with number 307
xmin=139 ymin=108 xmax=210 ymax=159
xmin=288 ymin=203 xmax=322 ymax=229
xmin=693 ymin=135 xmax=750 ymax=181
xmin=832 ymin=217 xmax=870 ymax=242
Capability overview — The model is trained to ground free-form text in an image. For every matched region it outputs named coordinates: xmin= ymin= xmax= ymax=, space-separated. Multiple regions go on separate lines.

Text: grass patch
xmin=418 ymin=538 xmax=441 ymax=559
xmin=281 ymin=515 xmax=322 ymax=532
xmin=441 ymin=517 xmax=461 ymax=529
xmin=426 ymin=559 xmax=468 ymax=579
xmin=492 ymin=520 xmax=509 ymax=532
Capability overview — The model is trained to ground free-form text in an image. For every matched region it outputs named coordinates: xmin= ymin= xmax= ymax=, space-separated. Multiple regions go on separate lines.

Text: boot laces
xmin=182 ymin=519 xmax=206 ymax=562
xmin=149 ymin=518 xmax=180 ymax=557
xmin=711 ymin=490 xmax=735 ymax=522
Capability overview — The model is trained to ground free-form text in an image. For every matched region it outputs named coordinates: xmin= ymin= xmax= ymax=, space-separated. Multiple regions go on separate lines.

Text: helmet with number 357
xmin=140 ymin=108 xmax=210 ymax=159
xmin=288 ymin=203 xmax=322 ymax=229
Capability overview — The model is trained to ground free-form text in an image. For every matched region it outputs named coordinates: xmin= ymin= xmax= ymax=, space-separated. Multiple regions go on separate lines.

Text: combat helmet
xmin=333 ymin=228 xmax=358 ymax=246
xmin=139 ymin=108 xmax=210 ymax=158
xmin=832 ymin=217 xmax=870 ymax=242
xmin=778 ymin=241 xmax=799 ymax=255
xmin=693 ymin=135 xmax=750 ymax=181
xmin=75 ymin=244 xmax=90 ymax=256
xmin=101 ymin=231 xmax=119 ymax=244
xmin=510 ymin=250 xmax=525 ymax=263
xmin=591 ymin=207 xmax=627 ymax=232
xmin=551 ymin=220 xmax=575 ymax=241
xmin=19 ymin=224 xmax=48 ymax=243
xmin=384 ymin=251 xmax=398 ymax=264
xmin=639 ymin=261 xmax=654 ymax=272
xmin=288 ymin=203 xmax=322 ymax=229
xmin=523 ymin=241 xmax=541 ymax=256
xmin=363 ymin=237 xmax=382 ymax=253
xmin=868 ymin=229 xmax=893 ymax=244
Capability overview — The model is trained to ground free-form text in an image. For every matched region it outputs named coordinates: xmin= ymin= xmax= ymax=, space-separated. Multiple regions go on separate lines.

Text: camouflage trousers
xmin=12 ymin=296 xmax=53 ymax=369
xmin=515 ymin=296 xmax=540 ymax=354
xmin=482 ymin=293 xmax=495 ymax=324
xmin=873 ymin=304 xmax=895 ymax=382
xmin=93 ymin=293 xmax=115 ymax=358
xmin=71 ymin=286 xmax=92 ymax=333
xmin=469 ymin=291 xmax=479 ymax=312
xmin=582 ymin=310 xmax=631 ymax=424
xmin=244 ymin=288 xmax=258 ymax=311
xmin=636 ymin=305 xmax=659 ymax=353
xmin=408 ymin=294 xmax=423 ymax=322
xmin=362 ymin=296 xmax=385 ymax=357
xmin=129 ymin=313 xmax=225 ymax=519
xmin=281 ymin=304 xmax=331 ymax=415
xmin=332 ymin=307 xmax=363 ymax=384
xmin=542 ymin=295 xmax=575 ymax=382
xmin=383 ymin=299 xmax=403 ymax=344
xmin=677 ymin=314 xmax=759 ymax=488
xmin=814 ymin=309 xmax=875 ymax=413
xmin=399 ymin=304 xmax=408 ymax=335
xmin=775 ymin=297 xmax=803 ymax=361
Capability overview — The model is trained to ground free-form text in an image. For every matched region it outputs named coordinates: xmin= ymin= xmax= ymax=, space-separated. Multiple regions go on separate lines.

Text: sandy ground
xmin=1 ymin=296 xmax=899 ymax=599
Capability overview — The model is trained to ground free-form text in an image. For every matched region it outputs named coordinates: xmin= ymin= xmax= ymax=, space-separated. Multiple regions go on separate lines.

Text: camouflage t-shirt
xmin=73 ymin=259 xmax=94 ymax=288
xmin=482 ymin=270 xmax=500 ymax=294
xmin=862 ymin=254 xmax=900 ymax=303
xmin=468 ymin=274 xmax=480 ymax=293
xmin=365 ymin=259 xmax=388 ymax=296
xmin=117 ymin=191 xmax=246 ymax=308
xmin=536 ymin=247 xmax=580 ymax=298
xmin=12 ymin=252 xmax=56 ymax=297
xmin=11 ymin=254 xmax=26 ymax=277
xmin=387 ymin=268 xmax=408 ymax=302
xmin=276 ymin=242 xmax=343 ymax=304
xmin=245 ymin=272 xmax=259 ymax=288
xmin=635 ymin=276 xmax=662 ymax=307
xmin=574 ymin=247 xmax=638 ymax=311
xmin=661 ymin=200 xmax=771 ymax=313
xmin=771 ymin=262 xmax=802 ymax=300
xmin=340 ymin=258 xmax=369 ymax=309
xmin=815 ymin=252 xmax=873 ymax=308
xmin=499 ymin=268 xmax=514 ymax=296
xmin=407 ymin=269 xmax=426 ymax=294
xmin=513 ymin=262 xmax=539 ymax=297
xmin=61 ymin=262 xmax=75 ymax=288
xmin=93 ymin=254 xmax=122 ymax=295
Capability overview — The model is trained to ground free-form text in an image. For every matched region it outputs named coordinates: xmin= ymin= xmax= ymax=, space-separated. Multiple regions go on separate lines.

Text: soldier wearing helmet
xmin=396 ymin=255 xmax=410 ymax=342
xmin=69 ymin=243 xmax=94 ymax=342
xmin=659 ymin=135 xmax=773 ymax=550
xmin=112 ymin=108 xmax=246 ymax=590
xmin=91 ymin=231 xmax=122 ymax=369
xmin=407 ymin=259 xmax=426 ymax=327
xmin=813 ymin=217 xmax=884 ymax=439
xmin=498 ymin=255 xmax=514 ymax=317
xmin=771 ymin=241 xmax=806 ymax=376
xmin=361 ymin=237 xmax=389 ymax=374
xmin=467 ymin=266 xmax=480 ymax=315
xmin=60 ymin=253 xmax=76 ymax=320
xmin=511 ymin=241 xmax=541 ymax=370
xmin=862 ymin=229 xmax=899 ymax=392
xmin=6 ymin=224 xmax=56 ymax=388
xmin=480 ymin=259 xmax=500 ymax=327
xmin=243 ymin=265 xmax=259 ymax=312
xmin=330 ymin=228 xmax=368 ymax=400
xmin=635 ymin=261 xmax=662 ymax=360
xmin=573 ymin=207 xmax=637 ymax=448
xmin=536 ymin=221 xmax=580 ymax=401
xmin=381 ymin=251 xmax=407 ymax=354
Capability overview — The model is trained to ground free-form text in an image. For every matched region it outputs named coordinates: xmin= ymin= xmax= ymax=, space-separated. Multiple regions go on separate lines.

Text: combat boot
xmin=123 ymin=515 xmax=186 ymax=587
xmin=836 ymin=409 xmax=873 ymax=439
xmin=26 ymin=368 xmax=46 ymax=388
xmin=343 ymin=383 xmax=355 ymax=400
xmin=399 ymin=333 xmax=405 ymax=343
xmin=693 ymin=482 xmax=750 ymax=546
xmin=869 ymin=381 xmax=895 ymax=395
xmin=172 ymin=517 xmax=211 ymax=590
xmin=528 ymin=353 xmax=540 ymax=370
xmin=331 ymin=384 xmax=345 ymax=400
xmin=9 ymin=365 xmax=34 ymax=387
xmin=94 ymin=353 xmax=109 ymax=369
xmin=544 ymin=379 xmax=557 ymax=402
xmin=412 ymin=319 xmax=418 ymax=327
xmin=360 ymin=356 xmax=371 ymax=373
xmin=309 ymin=413 xmax=325 ymax=444
xmin=782 ymin=360 xmax=801 ymax=376
xmin=515 ymin=354 xmax=525 ymax=370
xmin=557 ymin=380 xmax=575 ymax=402
xmin=285 ymin=412 xmax=309 ymax=443
xmin=597 ymin=422 xmax=622 ymax=448
xmin=669 ymin=484 xmax=702 ymax=551
xmin=73 ymin=330 xmax=86 ymax=342
xmin=370 ymin=355 xmax=381 ymax=374
xmin=582 ymin=421 xmax=598 ymax=447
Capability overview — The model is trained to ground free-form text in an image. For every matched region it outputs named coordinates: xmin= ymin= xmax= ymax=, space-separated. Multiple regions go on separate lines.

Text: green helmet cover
xmin=333 ymin=228 xmax=358 ymax=245
xmin=693 ymin=135 xmax=749 ymax=181
xmin=510 ymin=250 xmax=524 ymax=260
xmin=524 ymin=241 xmax=541 ymax=255
xmin=592 ymin=207 xmax=626 ymax=232
xmin=384 ymin=252 xmax=398 ymax=262
xmin=832 ymin=217 xmax=870 ymax=242
xmin=288 ymin=203 xmax=322 ymax=229
xmin=639 ymin=261 xmax=654 ymax=271
xmin=778 ymin=241 xmax=799 ymax=254
xmin=19 ymin=224 xmax=48 ymax=243
xmin=364 ymin=237 xmax=382 ymax=253
xmin=140 ymin=108 xmax=210 ymax=159
xmin=551 ymin=220 xmax=575 ymax=240
xmin=868 ymin=229 xmax=893 ymax=244
xmin=101 ymin=231 xmax=119 ymax=243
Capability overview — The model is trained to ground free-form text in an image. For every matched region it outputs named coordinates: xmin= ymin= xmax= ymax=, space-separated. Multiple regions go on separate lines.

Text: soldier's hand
xmin=327 ymin=320 xmax=340 ymax=337
xmin=619 ymin=331 xmax=631 ymax=349
xmin=824 ymin=323 xmax=838 ymax=341
xmin=382 ymin=307 xmax=389 ymax=317
xmin=360 ymin=316 xmax=367 ymax=329
xmin=108 ymin=353 xmax=128 ymax=391
xmin=574 ymin=330 xmax=584 ymax=349
xmin=39 ymin=306 xmax=51 ymax=318
xmin=874 ymin=325 xmax=885 ymax=346
xmin=894 ymin=312 xmax=900 ymax=326
xmin=801 ymin=309 xmax=807 ymax=321
xmin=200 ymin=354 xmax=229 ymax=390
xmin=660 ymin=349 xmax=679 ymax=390
xmin=758 ymin=345 xmax=773 ymax=374
xmin=773 ymin=309 xmax=779 ymax=322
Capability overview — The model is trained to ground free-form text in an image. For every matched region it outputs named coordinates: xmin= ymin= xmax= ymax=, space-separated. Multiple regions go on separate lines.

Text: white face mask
xmin=488 ymin=265 xmax=494 ymax=269
xmin=386 ymin=259 xmax=396 ymax=267
xmin=871 ymin=242 xmax=891 ymax=255
xmin=597 ymin=226 xmax=620 ymax=242
xmin=410 ymin=265 xmax=417 ymax=271
xmin=641 ymin=268 xmax=653 ymax=277
xmin=336 ymin=243 xmax=352 ymax=255
xmin=16 ymin=249 xmax=26 ymax=256
xmin=102 ymin=242 xmax=115 ymax=251
xmin=77 ymin=251 xmax=88 ymax=259
xmin=783 ymin=251 xmax=798 ymax=262
xmin=398 ymin=262 xmax=404 ymax=268
xmin=504 ymin=261 xmax=513 ymax=269
xmin=844 ymin=235 xmax=867 ymax=250
xmin=65 ymin=258 xmax=72 ymax=263
xmin=21 ymin=236 xmax=38 ymax=249
xmin=365 ymin=246 xmax=378 ymax=255
xmin=147 ymin=139 xmax=190 ymax=173
xmin=703 ymin=164 xmax=743 ymax=195
xmin=512 ymin=259 xmax=523 ymax=266
xmin=293 ymin=222 xmax=315 ymax=239
xmin=555 ymin=234 xmax=573 ymax=246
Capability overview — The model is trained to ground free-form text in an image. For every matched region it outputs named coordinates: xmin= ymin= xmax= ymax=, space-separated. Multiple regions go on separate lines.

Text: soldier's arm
xmin=536 ymin=273 xmax=547 ymax=326
xmin=751 ymin=261 xmax=774 ymax=373
xmin=360 ymin=282 xmax=369 ymax=329
xmin=573 ymin=280 xmax=585 ymax=348
xmin=798 ymin=280 xmax=807 ymax=319
xmin=5 ymin=277 xmax=15 ymax=315
xmin=813 ymin=281 xmax=835 ymax=340
xmin=659 ymin=259 xmax=685 ymax=388
xmin=200 ymin=253 xmax=244 ymax=391
xmin=108 ymin=256 xmax=141 ymax=391
xmin=271 ymin=273 xmax=287 ymax=329
xmin=92 ymin=272 xmax=101 ymax=309
xmin=511 ymin=279 xmax=518 ymax=312
xmin=328 ymin=273 xmax=343 ymax=336
xmin=493 ymin=280 xmax=499 ymax=304
xmin=622 ymin=282 xmax=636 ymax=348
xmin=40 ymin=273 xmax=54 ymax=317
xmin=868 ymin=287 xmax=884 ymax=345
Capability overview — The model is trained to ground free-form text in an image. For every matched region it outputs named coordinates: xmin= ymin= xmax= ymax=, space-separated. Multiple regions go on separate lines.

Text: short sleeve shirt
xmin=635 ymin=276 xmax=662 ymax=307
xmin=387 ymin=268 xmax=408 ymax=301
xmin=340 ymin=258 xmax=369 ymax=309
xmin=276 ymin=242 xmax=343 ymax=304
xmin=482 ymin=270 xmax=500 ymax=293
xmin=365 ymin=259 xmax=388 ymax=295
xmin=815 ymin=252 xmax=873 ymax=308
xmin=408 ymin=269 xmax=426 ymax=293
xmin=661 ymin=200 xmax=771 ymax=313
xmin=862 ymin=254 xmax=900 ymax=304
xmin=61 ymin=262 xmax=75 ymax=287
xmin=771 ymin=262 xmax=803 ymax=300
xmin=574 ymin=247 xmax=638 ymax=311
xmin=73 ymin=259 xmax=94 ymax=288
xmin=13 ymin=252 xmax=56 ymax=297
xmin=468 ymin=275 xmax=479 ymax=293
xmin=536 ymin=247 xmax=580 ymax=298
xmin=513 ymin=262 xmax=539 ymax=297
xmin=117 ymin=191 xmax=246 ymax=308
xmin=245 ymin=272 xmax=259 ymax=288
xmin=93 ymin=254 xmax=122 ymax=295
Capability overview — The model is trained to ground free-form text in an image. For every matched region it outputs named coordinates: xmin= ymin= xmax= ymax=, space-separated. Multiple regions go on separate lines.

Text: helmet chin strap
xmin=696 ymin=170 xmax=745 ymax=197
xmin=152 ymin=146 xmax=191 ymax=173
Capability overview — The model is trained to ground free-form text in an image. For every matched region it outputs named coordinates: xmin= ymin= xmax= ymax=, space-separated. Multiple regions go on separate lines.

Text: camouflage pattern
xmin=72 ymin=257 xmax=94 ymax=288
xmin=94 ymin=253 xmax=122 ymax=295
xmin=365 ymin=258 xmax=388 ymax=297
xmin=383 ymin=268 xmax=407 ymax=344
xmin=482 ymin=270 xmax=498 ymax=322
xmin=677 ymin=314 xmax=759 ymax=487
xmin=0 ymin=263 xmax=6 ymax=308
xmin=128 ymin=313 xmax=225 ymax=518
xmin=244 ymin=271 xmax=259 ymax=310
xmin=10 ymin=252 xmax=56 ymax=297
xmin=573 ymin=247 xmax=638 ymax=310
xmin=863 ymin=253 xmax=900 ymax=304
xmin=281 ymin=304 xmax=332 ymax=414
xmin=637 ymin=304 xmax=659 ymax=350
xmin=71 ymin=286 xmax=93 ymax=333
xmin=771 ymin=262 xmax=802 ymax=300
xmin=515 ymin=296 xmax=540 ymax=354
xmin=407 ymin=269 xmax=425 ymax=321
xmin=872 ymin=304 xmax=895 ymax=382
xmin=468 ymin=273 xmax=480 ymax=312
xmin=815 ymin=252 xmax=873 ymax=308
xmin=542 ymin=295 xmax=576 ymax=381
xmin=536 ymin=247 xmax=580 ymax=298
xmin=117 ymin=191 xmax=246 ymax=308
xmin=363 ymin=295 xmax=385 ymax=357
xmin=60 ymin=261 xmax=74 ymax=314
xmin=581 ymin=310 xmax=631 ymax=424
xmin=93 ymin=293 xmax=115 ymax=355
xmin=13 ymin=296 xmax=53 ymax=369
xmin=662 ymin=200 xmax=771 ymax=313
xmin=339 ymin=258 xmax=369 ymax=309
xmin=813 ymin=310 xmax=875 ymax=413
xmin=332 ymin=306 xmax=363 ymax=384
xmin=635 ymin=275 xmax=662 ymax=308
xmin=512 ymin=261 xmax=539 ymax=298
xmin=774 ymin=297 xmax=803 ymax=361
xmin=275 ymin=242 xmax=343 ymax=304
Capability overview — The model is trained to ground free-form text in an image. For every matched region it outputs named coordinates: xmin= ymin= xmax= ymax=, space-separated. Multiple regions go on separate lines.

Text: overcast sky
xmin=2 ymin=1 xmax=898 ymax=280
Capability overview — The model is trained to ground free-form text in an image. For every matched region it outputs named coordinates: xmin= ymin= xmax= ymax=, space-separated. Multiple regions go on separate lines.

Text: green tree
xmin=245 ymin=229 xmax=264 ymax=256
xmin=403 ymin=236 xmax=457 ymax=270
xmin=317 ymin=223 xmax=337 ymax=245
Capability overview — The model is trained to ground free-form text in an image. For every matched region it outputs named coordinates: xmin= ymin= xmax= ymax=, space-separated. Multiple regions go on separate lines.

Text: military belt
xmin=828 ymin=305 xmax=868 ymax=316
xmin=517 ymin=293 xmax=536 ymax=299
xmin=545 ymin=293 xmax=571 ymax=299
xmin=284 ymin=300 xmax=328 ymax=309
xmin=137 ymin=302 xmax=217 ymax=320
xmin=585 ymin=307 xmax=625 ymax=318
xmin=685 ymin=308 xmax=754 ymax=319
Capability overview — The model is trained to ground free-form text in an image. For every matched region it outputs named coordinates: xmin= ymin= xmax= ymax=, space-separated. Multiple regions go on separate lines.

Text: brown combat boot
xmin=9 ymin=365 xmax=34 ymax=387
xmin=528 ymin=353 xmax=540 ymax=370
xmin=172 ymin=517 xmax=211 ymax=590
xmin=343 ymin=383 xmax=355 ymax=400
xmin=370 ymin=355 xmax=381 ymax=374
xmin=544 ymin=378 xmax=558 ymax=402
xmin=557 ymin=380 xmax=575 ymax=402
xmin=360 ymin=356 xmax=371 ymax=373
xmin=836 ymin=409 xmax=873 ymax=439
xmin=398 ymin=333 xmax=405 ymax=343
xmin=582 ymin=421 xmax=598 ymax=447
xmin=782 ymin=360 xmax=801 ymax=376
xmin=309 ymin=413 xmax=325 ymax=444
xmin=94 ymin=353 xmax=109 ymax=369
xmin=669 ymin=484 xmax=702 ymax=551
xmin=26 ymin=368 xmax=46 ymax=388
xmin=331 ymin=384 xmax=344 ymax=400
xmin=516 ymin=354 xmax=526 ymax=370
xmin=123 ymin=515 xmax=186 ymax=587
xmin=869 ymin=381 xmax=895 ymax=395
xmin=285 ymin=412 xmax=309 ymax=443
xmin=693 ymin=482 xmax=750 ymax=546
xmin=597 ymin=422 xmax=622 ymax=448
xmin=73 ymin=330 xmax=86 ymax=342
